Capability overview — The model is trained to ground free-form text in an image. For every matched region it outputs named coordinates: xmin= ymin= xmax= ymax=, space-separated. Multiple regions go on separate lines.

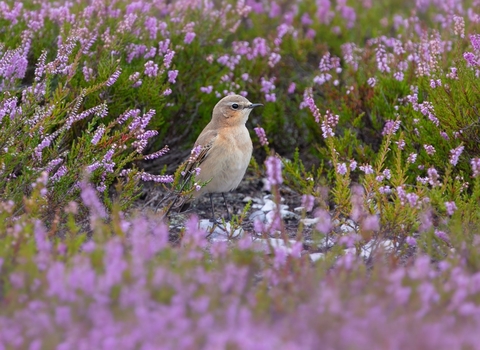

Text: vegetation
xmin=0 ymin=0 xmax=480 ymax=347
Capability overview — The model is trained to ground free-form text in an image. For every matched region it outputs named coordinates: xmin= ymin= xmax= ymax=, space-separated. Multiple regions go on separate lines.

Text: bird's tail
xmin=160 ymin=159 xmax=202 ymax=217
xmin=159 ymin=144 xmax=210 ymax=218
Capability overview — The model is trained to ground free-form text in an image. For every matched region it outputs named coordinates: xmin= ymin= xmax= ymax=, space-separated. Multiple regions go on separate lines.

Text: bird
xmin=175 ymin=94 xmax=263 ymax=221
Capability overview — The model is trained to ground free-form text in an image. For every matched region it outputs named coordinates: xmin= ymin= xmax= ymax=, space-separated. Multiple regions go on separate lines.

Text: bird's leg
xmin=209 ymin=193 xmax=217 ymax=223
xmin=208 ymin=194 xmax=227 ymax=233
xmin=221 ymin=192 xmax=231 ymax=220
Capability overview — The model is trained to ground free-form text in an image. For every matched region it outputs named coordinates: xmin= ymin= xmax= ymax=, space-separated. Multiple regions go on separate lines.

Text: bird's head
xmin=211 ymin=94 xmax=263 ymax=126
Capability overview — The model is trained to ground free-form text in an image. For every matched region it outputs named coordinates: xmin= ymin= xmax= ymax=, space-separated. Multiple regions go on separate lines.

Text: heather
xmin=1 ymin=0 xmax=480 ymax=348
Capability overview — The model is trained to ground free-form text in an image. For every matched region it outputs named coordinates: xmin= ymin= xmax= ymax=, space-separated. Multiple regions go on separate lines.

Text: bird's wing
xmin=183 ymin=129 xmax=218 ymax=175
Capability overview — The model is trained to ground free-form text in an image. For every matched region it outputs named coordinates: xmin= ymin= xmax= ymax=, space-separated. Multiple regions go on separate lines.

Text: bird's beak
xmin=247 ymin=103 xmax=263 ymax=109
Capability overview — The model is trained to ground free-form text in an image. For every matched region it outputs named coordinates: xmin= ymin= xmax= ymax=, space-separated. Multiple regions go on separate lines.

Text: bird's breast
xmin=196 ymin=126 xmax=252 ymax=194
xmin=223 ymin=126 xmax=253 ymax=165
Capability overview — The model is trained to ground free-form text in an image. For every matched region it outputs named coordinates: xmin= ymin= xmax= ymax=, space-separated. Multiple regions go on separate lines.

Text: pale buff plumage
xmin=179 ymin=95 xmax=262 ymax=214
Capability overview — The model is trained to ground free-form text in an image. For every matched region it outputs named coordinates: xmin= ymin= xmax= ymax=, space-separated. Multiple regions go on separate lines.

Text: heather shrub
xmin=1 ymin=0 xmax=480 ymax=348
xmin=0 ymin=1 xmax=176 ymax=218
xmin=0 ymin=179 xmax=480 ymax=349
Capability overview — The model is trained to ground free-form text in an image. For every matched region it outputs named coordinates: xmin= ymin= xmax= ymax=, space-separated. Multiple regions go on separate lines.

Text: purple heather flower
xmin=82 ymin=64 xmax=94 ymax=82
xmin=419 ymin=209 xmax=433 ymax=233
xmin=306 ymin=28 xmax=316 ymax=39
xmin=367 ymin=77 xmax=376 ymax=87
xmin=265 ymin=93 xmax=276 ymax=102
xmin=144 ymin=145 xmax=169 ymax=160
xmin=144 ymin=46 xmax=157 ymax=59
xmin=379 ymin=185 xmax=392 ymax=194
xmin=338 ymin=3 xmax=356 ymax=28
xmin=200 ymin=86 xmax=213 ymax=93
xmin=96 ymin=182 xmax=107 ymax=192
xmin=163 ymin=49 xmax=175 ymax=69
xmin=464 ymin=52 xmax=477 ymax=66
xmin=168 ymin=69 xmax=178 ymax=83
xmin=254 ymin=127 xmax=268 ymax=146
xmin=406 ymin=236 xmax=417 ymax=246
xmin=382 ymin=120 xmax=401 ymax=136
xmin=44 ymin=158 xmax=63 ymax=173
xmin=79 ymin=182 xmax=107 ymax=219
xmin=397 ymin=186 xmax=407 ymax=206
xmin=129 ymin=72 xmax=141 ymax=87
xmin=445 ymin=201 xmax=457 ymax=216
xmin=393 ymin=71 xmax=404 ymax=81
xmin=265 ymin=156 xmax=282 ymax=190
xmin=183 ymin=215 xmax=207 ymax=249
xmin=423 ymin=144 xmax=436 ymax=155
xmin=34 ymin=136 xmax=52 ymax=161
xmin=184 ymin=32 xmax=196 ymax=44
xmin=363 ymin=215 xmax=380 ymax=231
xmin=137 ymin=130 xmax=159 ymax=140
xmin=315 ymin=209 xmax=332 ymax=234
xmin=260 ymin=77 xmax=276 ymax=101
xmin=376 ymin=45 xmax=390 ymax=73
xmin=65 ymin=103 xmax=108 ymax=129
xmin=50 ymin=165 xmax=67 ymax=182
xmin=350 ymin=186 xmax=365 ymax=221
xmin=268 ymin=52 xmax=281 ymax=67
xmin=434 ymin=229 xmax=449 ymax=242
xmin=446 ymin=67 xmax=458 ymax=79
xmin=339 ymin=233 xmax=361 ymax=248
xmin=190 ymin=145 xmax=202 ymax=159
xmin=427 ymin=167 xmax=441 ymax=187
xmin=430 ymin=79 xmax=442 ymax=88
xmin=117 ymin=109 xmax=140 ymax=125
xmin=86 ymin=161 xmax=101 ymax=173
xmin=349 ymin=160 xmax=357 ymax=171
xmin=287 ymin=82 xmax=296 ymax=94
xmin=144 ymin=16 xmax=158 ymax=39
xmin=158 ymin=38 xmax=170 ymax=54
xmin=0 ymin=97 xmax=19 ymax=121
xmin=320 ymin=110 xmax=339 ymax=138
xmin=440 ymin=131 xmax=449 ymax=140
xmin=301 ymin=194 xmax=315 ymax=212
xmin=453 ymin=15 xmax=465 ymax=38
xmin=135 ymin=171 xmax=173 ymax=183
xmin=337 ymin=163 xmax=347 ymax=175
xmin=449 ymin=145 xmax=464 ymax=166
xmin=127 ymin=43 xmax=147 ymax=63
xmin=106 ymin=69 xmax=121 ymax=86
xmin=471 ymin=158 xmax=480 ymax=177
xmin=91 ymin=125 xmax=105 ymax=145
xmin=253 ymin=218 xmax=265 ymax=234
xmin=34 ymin=50 xmax=47 ymax=82
xmin=129 ymin=109 xmax=155 ymax=130
xmin=305 ymin=94 xmax=321 ymax=123
xmin=269 ymin=2 xmax=281 ymax=18
xmin=359 ymin=164 xmax=374 ymax=174
xmin=163 ymin=88 xmax=172 ymax=96
xmin=406 ymin=193 xmax=419 ymax=207
xmin=407 ymin=153 xmax=417 ymax=164
xmin=470 ymin=34 xmax=480 ymax=51
xmin=144 ymin=60 xmax=159 ymax=77
xmin=301 ymin=13 xmax=313 ymax=25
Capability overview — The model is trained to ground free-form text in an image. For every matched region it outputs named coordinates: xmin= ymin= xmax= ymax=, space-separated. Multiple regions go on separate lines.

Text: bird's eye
xmin=231 ymin=103 xmax=239 ymax=109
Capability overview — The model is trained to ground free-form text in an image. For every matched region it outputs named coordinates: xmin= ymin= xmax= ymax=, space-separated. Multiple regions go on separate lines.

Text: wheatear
xmin=180 ymin=94 xmax=263 ymax=220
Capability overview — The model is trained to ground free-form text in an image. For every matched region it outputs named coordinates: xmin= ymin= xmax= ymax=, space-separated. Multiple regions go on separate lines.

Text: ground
xmin=136 ymin=170 xmax=318 ymax=251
